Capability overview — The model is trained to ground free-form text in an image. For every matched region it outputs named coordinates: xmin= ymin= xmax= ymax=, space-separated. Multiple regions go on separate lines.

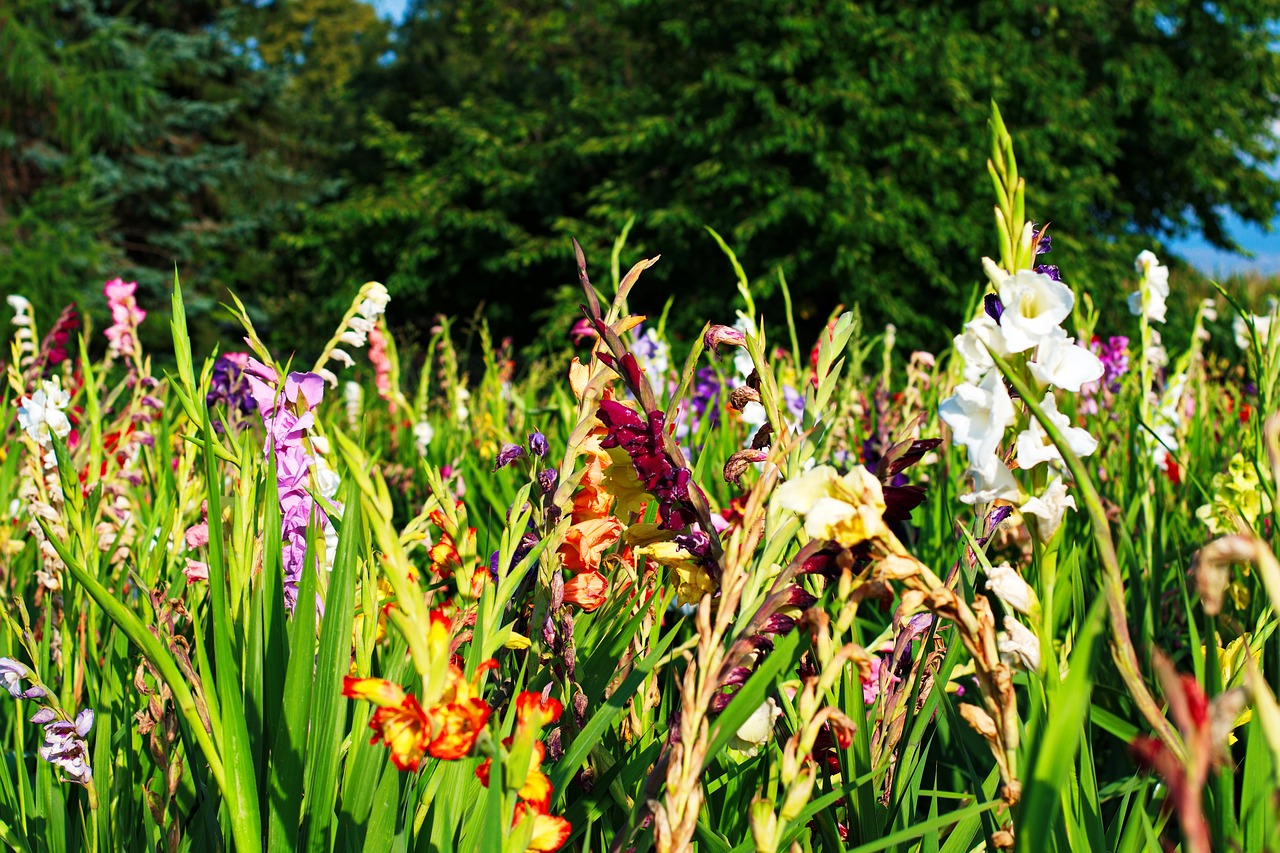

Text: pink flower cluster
xmin=243 ymin=359 xmax=328 ymax=611
xmin=368 ymin=322 xmax=394 ymax=412
xmin=103 ymin=278 xmax=146 ymax=361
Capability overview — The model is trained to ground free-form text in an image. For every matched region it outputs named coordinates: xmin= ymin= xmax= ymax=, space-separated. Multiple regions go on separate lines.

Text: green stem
xmin=991 ymin=353 xmax=1183 ymax=759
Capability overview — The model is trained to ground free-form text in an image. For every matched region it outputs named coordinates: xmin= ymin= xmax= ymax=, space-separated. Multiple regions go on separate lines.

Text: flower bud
xmin=779 ymin=761 xmax=816 ymax=821
xmin=537 ymin=467 xmax=558 ymax=495
xmin=29 ymin=708 xmax=55 ymax=725
xmin=704 ymin=324 xmax=747 ymax=355
xmin=749 ymin=799 xmax=778 ymax=851
xmin=528 ymin=432 xmax=549 ymax=458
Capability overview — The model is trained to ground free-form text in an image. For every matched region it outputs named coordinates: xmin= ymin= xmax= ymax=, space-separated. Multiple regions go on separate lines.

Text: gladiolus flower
xmin=367 ymin=693 xmax=433 ymax=771
xmin=342 ymin=677 xmax=408 ymax=708
xmin=704 ymin=324 xmax=747 ymax=355
xmin=476 ymin=741 xmax=553 ymax=810
xmin=728 ymin=698 xmax=781 ymax=755
xmin=939 ymin=369 xmax=1016 ymax=465
xmin=982 ymin=261 xmax=1075 ymax=353
xmin=1019 ymin=476 xmax=1077 ymax=539
xmin=953 ymin=314 xmax=1010 ymax=384
xmin=1128 ymin=250 xmax=1170 ymax=323
xmin=559 ymin=517 xmax=622 ymax=573
xmin=997 ymin=616 xmax=1040 ymax=671
xmin=495 ymin=444 xmax=526 ymax=470
xmin=563 ymin=571 xmax=608 ymax=611
xmin=515 ymin=691 xmax=564 ymax=733
xmin=425 ymin=698 xmax=491 ymax=760
xmin=1014 ymin=392 xmax=1098 ymax=470
xmin=984 ymin=562 xmax=1037 ymax=616
xmin=1028 ymin=327 xmax=1104 ymax=393
xmin=514 ymin=801 xmax=572 ymax=852
xmin=775 ymin=465 xmax=892 ymax=550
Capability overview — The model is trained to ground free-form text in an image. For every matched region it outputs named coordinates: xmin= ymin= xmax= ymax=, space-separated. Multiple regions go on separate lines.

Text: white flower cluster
xmin=1128 ymin=250 xmax=1170 ymax=367
xmin=1233 ymin=296 xmax=1277 ymax=351
xmin=939 ymin=259 xmax=1103 ymax=539
xmin=320 ymin=282 xmax=391 ymax=384
xmin=17 ymin=377 xmax=73 ymax=468
xmin=7 ymin=295 xmax=36 ymax=365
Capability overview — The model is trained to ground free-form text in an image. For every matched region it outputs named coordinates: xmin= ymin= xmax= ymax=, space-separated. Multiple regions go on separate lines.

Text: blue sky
xmin=365 ymin=0 xmax=1278 ymax=277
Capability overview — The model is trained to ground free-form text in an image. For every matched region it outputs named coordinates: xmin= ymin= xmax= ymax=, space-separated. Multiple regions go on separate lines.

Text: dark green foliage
xmin=287 ymin=0 xmax=1280 ymax=351
xmin=2 ymin=0 xmax=1277 ymax=355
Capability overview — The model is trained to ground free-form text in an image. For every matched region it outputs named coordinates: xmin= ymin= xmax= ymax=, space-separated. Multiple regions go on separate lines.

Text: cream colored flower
xmin=998 ymin=616 xmax=1040 ymax=671
xmin=985 ymin=562 xmax=1037 ymax=616
xmin=1127 ymin=250 xmax=1170 ymax=323
xmin=776 ymin=465 xmax=891 ymax=549
xmin=729 ymin=698 xmax=782 ymax=756
xmin=954 ymin=314 xmax=1010 ymax=384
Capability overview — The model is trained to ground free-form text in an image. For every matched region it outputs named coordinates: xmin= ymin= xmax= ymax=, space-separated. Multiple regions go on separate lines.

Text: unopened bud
xmin=749 ymin=799 xmax=778 ymax=851
xmin=779 ymin=762 xmax=816 ymax=822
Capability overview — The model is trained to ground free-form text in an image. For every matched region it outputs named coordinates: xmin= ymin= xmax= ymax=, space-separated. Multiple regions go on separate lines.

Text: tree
xmin=289 ymin=0 xmax=1280 ymax=350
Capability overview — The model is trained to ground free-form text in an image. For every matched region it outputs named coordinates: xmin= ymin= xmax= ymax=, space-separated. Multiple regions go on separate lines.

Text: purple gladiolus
xmin=1081 ymin=335 xmax=1130 ymax=414
xmin=206 ymin=352 xmax=256 ymax=433
xmin=243 ymin=358 xmax=328 ymax=612
xmin=495 ymin=443 xmax=526 ymax=470
xmin=529 ymin=432 xmax=549 ymax=458
xmin=39 ymin=708 xmax=94 ymax=785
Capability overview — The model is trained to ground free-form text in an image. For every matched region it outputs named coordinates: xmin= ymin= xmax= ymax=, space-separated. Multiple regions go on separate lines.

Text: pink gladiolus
xmin=103 ymin=279 xmax=146 ymax=361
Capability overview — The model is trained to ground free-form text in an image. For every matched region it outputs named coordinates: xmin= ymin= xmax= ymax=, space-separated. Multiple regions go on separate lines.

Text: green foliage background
xmin=2 ymin=0 xmax=1278 ymax=353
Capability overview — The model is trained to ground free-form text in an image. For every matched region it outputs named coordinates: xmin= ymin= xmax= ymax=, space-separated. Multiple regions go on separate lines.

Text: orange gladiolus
xmin=558 ymin=516 xmax=622 ymax=573
xmin=342 ymin=676 xmax=407 ymax=708
xmin=367 ymin=694 xmax=433 ymax=771
xmin=514 ymin=802 xmax=572 ymax=852
xmin=563 ymin=571 xmax=608 ymax=611
xmin=425 ymin=697 xmax=491 ymax=760
xmin=475 ymin=742 xmax=553 ymax=811
xmin=515 ymin=691 xmax=563 ymax=732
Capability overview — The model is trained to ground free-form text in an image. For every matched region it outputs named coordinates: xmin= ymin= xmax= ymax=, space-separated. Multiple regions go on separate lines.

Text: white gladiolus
xmin=985 ymin=561 xmax=1037 ymax=616
xmin=1015 ymin=392 xmax=1097 ymax=470
xmin=1144 ymin=328 xmax=1169 ymax=368
xmin=958 ymin=454 xmax=1020 ymax=506
xmin=339 ymin=330 xmax=367 ymax=349
xmin=343 ymin=381 xmax=363 ymax=429
xmin=357 ymin=282 xmax=391 ymax=319
xmin=330 ymin=348 xmax=355 ymax=368
xmin=1234 ymin=312 xmax=1274 ymax=350
xmin=17 ymin=377 xmax=72 ymax=448
xmin=939 ymin=368 xmax=1016 ymax=464
xmin=1028 ymin=326 xmax=1104 ymax=393
xmin=1019 ymin=476 xmax=1077 ymax=540
xmin=998 ymin=616 xmax=1041 ymax=671
xmin=413 ymin=421 xmax=434 ymax=454
xmin=1127 ymin=250 xmax=1170 ymax=323
xmin=953 ymin=314 xmax=1010 ymax=384
xmin=985 ymin=264 xmax=1074 ymax=353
